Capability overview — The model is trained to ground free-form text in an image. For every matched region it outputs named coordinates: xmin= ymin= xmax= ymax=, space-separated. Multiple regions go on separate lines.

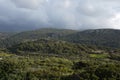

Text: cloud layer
xmin=0 ymin=0 xmax=120 ymax=31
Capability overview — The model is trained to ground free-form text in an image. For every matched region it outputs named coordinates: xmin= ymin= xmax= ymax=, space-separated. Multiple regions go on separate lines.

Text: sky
xmin=0 ymin=0 xmax=120 ymax=31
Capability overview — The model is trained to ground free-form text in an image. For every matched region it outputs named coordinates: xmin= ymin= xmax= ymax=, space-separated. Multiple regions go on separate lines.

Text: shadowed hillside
xmin=0 ymin=28 xmax=120 ymax=49
xmin=65 ymin=29 xmax=120 ymax=48
xmin=8 ymin=39 xmax=93 ymax=55
xmin=0 ymin=28 xmax=120 ymax=80
xmin=0 ymin=28 xmax=77 ymax=48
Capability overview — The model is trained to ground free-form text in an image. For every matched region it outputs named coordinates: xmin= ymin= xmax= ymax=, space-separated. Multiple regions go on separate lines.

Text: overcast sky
xmin=0 ymin=0 xmax=120 ymax=31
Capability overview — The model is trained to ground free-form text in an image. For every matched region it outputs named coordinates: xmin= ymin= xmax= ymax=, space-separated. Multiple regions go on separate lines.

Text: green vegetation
xmin=0 ymin=51 xmax=119 ymax=80
xmin=1 ymin=28 xmax=120 ymax=48
xmin=0 ymin=28 xmax=77 ymax=48
xmin=89 ymin=54 xmax=108 ymax=58
xmin=0 ymin=32 xmax=14 ymax=40
xmin=65 ymin=29 xmax=120 ymax=48
xmin=0 ymin=28 xmax=120 ymax=80
xmin=0 ymin=54 xmax=73 ymax=80
xmin=8 ymin=39 xmax=93 ymax=55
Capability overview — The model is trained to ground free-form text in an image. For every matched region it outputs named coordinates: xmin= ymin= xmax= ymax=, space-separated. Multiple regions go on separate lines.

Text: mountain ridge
xmin=0 ymin=28 xmax=120 ymax=48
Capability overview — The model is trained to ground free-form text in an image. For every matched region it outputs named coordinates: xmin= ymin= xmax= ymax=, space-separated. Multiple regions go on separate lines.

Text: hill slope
xmin=65 ymin=29 xmax=120 ymax=48
xmin=1 ymin=28 xmax=120 ymax=49
xmin=8 ymin=39 xmax=93 ymax=55
xmin=0 ymin=28 xmax=77 ymax=48
xmin=0 ymin=32 xmax=12 ymax=40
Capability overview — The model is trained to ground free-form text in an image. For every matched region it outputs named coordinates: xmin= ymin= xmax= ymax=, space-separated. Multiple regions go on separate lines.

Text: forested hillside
xmin=0 ymin=38 xmax=120 ymax=80
xmin=0 ymin=28 xmax=77 ymax=48
xmin=8 ymin=39 xmax=96 ymax=55
xmin=0 ymin=28 xmax=120 ymax=79
xmin=0 ymin=32 xmax=12 ymax=40
xmin=65 ymin=29 xmax=120 ymax=48
xmin=1 ymin=28 xmax=120 ymax=49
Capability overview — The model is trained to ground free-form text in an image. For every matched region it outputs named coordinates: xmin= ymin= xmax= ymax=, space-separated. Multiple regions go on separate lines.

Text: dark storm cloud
xmin=0 ymin=0 xmax=120 ymax=31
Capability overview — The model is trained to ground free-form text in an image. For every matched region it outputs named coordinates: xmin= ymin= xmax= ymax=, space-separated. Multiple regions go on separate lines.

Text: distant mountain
xmin=0 ymin=28 xmax=120 ymax=49
xmin=0 ymin=32 xmax=14 ymax=40
xmin=0 ymin=28 xmax=77 ymax=48
xmin=10 ymin=28 xmax=77 ymax=39
xmin=65 ymin=29 xmax=120 ymax=48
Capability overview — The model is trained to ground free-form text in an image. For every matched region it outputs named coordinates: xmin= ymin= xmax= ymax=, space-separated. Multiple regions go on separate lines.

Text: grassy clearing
xmin=0 ymin=52 xmax=14 ymax=57
xmin=89 ymin=53 xmax=108 ymax=58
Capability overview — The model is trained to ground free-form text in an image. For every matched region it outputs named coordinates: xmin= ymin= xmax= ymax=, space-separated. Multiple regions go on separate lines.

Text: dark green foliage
xmin=0 ymin=28 xmax=77 ymax=48
xmin=72 ymin=61 xmax=90 ymax=69
xmin=95 ymin=64 xmax=120 ymax=80
xmin=8 ymin=39 xmax=93 ymax=55
xmin=0 ymin=28 xmax=120 ymax=80
xmin=64 ymin=61 xmax=120 ymax=80
xmin=0 ymin=50 xmax=119 ymax=80
xmin=65 ymin=29 xmax=120 ymax=48
xmin=0 ymin=55 xmax=74 ymax=80
xmin=109 ymin=53 xmax=120 ymax=61
xmin=0 ymin=32 xmax=10 ymax=40
xmin=1 ymin=28 xmax=120 ymax=49
xmin=0 ymin=32 xmax=15 ymax=48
